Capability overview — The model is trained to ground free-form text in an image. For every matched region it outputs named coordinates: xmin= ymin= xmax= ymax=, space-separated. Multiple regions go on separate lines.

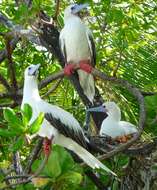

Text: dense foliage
xmin=0 ymin=0 xmax=156 ymax=189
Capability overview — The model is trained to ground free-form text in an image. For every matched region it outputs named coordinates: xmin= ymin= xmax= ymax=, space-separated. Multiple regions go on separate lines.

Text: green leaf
xmin=54 ymin=171 xmax=82 ymax=190
xmin=12 ymin=136 xmax=24 ymax=152
xmin=3 ymin=108 xmax=24 ymax=133
xmin=22 ymin=103 xmax=32 ymax=126
xmin=31 ymin=177 xmax=50 ymax=187
xmin=53 ymin=146 xmax=75 ymax=173
xmin=3 ymin=107 xmax=16 ymax=122
xmin=0 ymin=128 xmax=18 ymax=137
xmin=28 ymin=112 xmax=44 ymax=134
xmin=44 ymin=149 xmax=62 ymax=178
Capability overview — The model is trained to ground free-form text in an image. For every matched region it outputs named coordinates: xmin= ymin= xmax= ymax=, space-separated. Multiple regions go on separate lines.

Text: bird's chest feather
xmin=101 ymin=119 xmax=124 ymax=138
xmin=63 ymin=20 xmax=90 ymax=61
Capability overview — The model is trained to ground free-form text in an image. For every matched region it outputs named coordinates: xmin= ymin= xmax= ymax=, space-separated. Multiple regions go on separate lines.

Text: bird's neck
xmin=107 ymin=111 xmax=121 ymax=122
xmin=64 ymin=15 xmax=82 ymax=25
xmin=23 ymin=78 xmax=41 ymax=102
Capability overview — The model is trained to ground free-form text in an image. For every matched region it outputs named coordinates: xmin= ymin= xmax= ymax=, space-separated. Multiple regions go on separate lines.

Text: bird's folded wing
xmin=119 ymin=121 xmax=138 ymax=134
xmin=45 ymin=113 xmax=88 ymax=148
xmin=86 ymin=28 xmax=96 ymax=67
xmin=59 ymin=30 xmax=67 ymax=62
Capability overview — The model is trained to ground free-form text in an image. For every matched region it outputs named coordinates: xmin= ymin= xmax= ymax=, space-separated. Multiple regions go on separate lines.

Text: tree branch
xmin=0 ymin=37 xmax=19 ymax=64
xmin=53 ymin=0 xmax=60 ymax=21
xmin=24 ymin=137 xmax=43 ymax=174
xmin=0 ymin=73 xmax=11 ymax=91
xmin=141 ymin=91 xmax=157 ymax=96
xmin=5 ymin=38 xmax=18 ymax=92
xmin=13 ymin=151 xmax=23 ymax=175
xmin=42 ymin=78 xmax=63 ymax=97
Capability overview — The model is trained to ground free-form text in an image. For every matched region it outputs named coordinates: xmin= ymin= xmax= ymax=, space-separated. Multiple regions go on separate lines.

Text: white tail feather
xmin=56 ymin=135 xmax=116 ymax=176
xmin=77 ymin=70 xmax=95 ymax=103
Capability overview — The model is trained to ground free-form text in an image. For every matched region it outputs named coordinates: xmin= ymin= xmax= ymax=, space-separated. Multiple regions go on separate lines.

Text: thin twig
xmin=0 ymin=73 xmax=11 ymax=91
xmin=112 ymin=51 xmax=122 ymax=77
xmin=2 ymin=154 xmax=48 ymax=189
xmin=0 ymin=102 xmax=17 ymax=109
xmin=5 ymin=175 xmax=30 ymax=181
xmin=13 ymin=151 xmax=23 ymax=175
xmin=0 ymin=37 xmax=20 ymax=64
xmin=53 ymin=0 xmax=60 ymax=21
xmin=1 ymin=178 xmax=31 ymax=189
xmin=24 ymin=137 xmax=43 ymax=174
xmin=5 ymin=38 xmax=18 ymax=92
xmin=141 ymin=91 xmax=157 ymax=96
xmin=42 ymin=78 xmax=63 ymax=97
xmin=125 ymin=137 xmax=157 ymax=155
xmin=39 ymin=70 xmax=64 ymax=89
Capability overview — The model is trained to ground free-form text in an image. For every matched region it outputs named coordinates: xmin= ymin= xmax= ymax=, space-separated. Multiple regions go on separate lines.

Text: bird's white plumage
xmin=59 ymin=5 xmax=95 ymax=102
xmin=100 ymin=102 xmax=138 ymax=138
xmin=21 ymin=65 xmax=116 ymax=176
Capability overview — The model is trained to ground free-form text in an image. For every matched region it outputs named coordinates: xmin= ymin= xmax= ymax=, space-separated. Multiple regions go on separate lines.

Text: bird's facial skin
xmin=64 ymin=4 xmax=89 ymax=20
xmin=25 ymin=64 xmax=40 ymax=78
xmin=71 ymin=4 xmax=88 ymax=15
xmin=103 ymin=102 xmax=117 ymax=114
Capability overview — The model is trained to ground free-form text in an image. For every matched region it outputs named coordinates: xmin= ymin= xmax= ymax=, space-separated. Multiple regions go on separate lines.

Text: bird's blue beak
xmin=87 ymin=105 xmax=108 ymax=113
xmin=71 ymin=3 xmax=89 ymax=14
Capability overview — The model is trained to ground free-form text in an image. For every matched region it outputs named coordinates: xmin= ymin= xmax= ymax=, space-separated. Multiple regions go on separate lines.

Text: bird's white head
xmin=23 ymin=64 xmax=41 ymax=101
xmin=24 ymin=64 xmax=40 ymax=80
xmin=103 ymin=101 xmax=121 ymax=121
xmin=64 ymin=3 xmax=88 ymax=21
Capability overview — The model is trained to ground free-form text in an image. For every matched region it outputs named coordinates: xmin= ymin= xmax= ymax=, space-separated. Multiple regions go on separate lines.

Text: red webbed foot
xmin=115 ymin=135 xmax=132 ymax=143
xmin=43 ymin=138 xmax=52 ymax=156
xmin=79 ymin=60 xmax=93 ymax=73
xmin=64 ymin=64 xmax=76 ymax=76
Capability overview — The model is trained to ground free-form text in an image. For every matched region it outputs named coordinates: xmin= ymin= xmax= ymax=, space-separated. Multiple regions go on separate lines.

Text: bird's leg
xmin=64 ymin=60 xmax=93 ymax=76
xmin=64 ymin=62 xmax=77 ymax=76
xmin=43 ymin=136 xmax=54 ymax=156
xmin=79 ymin=60 xmax=93 ymax=73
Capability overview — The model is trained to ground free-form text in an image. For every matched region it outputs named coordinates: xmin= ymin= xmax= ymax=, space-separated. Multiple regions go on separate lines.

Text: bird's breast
xmin=63 ymin=21 xmax=91 ymax=63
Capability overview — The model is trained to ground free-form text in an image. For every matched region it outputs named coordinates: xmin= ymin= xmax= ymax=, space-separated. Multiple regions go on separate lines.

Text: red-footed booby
xmin=21 ymin=64 xmax=116 ymax=176
xmin=99 ymin=102 xmax=138 ymax=139
xmin=59 ymin=4 xmax=96 ymax=103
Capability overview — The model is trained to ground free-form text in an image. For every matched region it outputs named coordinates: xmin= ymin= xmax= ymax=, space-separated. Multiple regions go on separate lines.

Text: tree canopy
xmin=0 ymin=0 xmax=157 ymax=189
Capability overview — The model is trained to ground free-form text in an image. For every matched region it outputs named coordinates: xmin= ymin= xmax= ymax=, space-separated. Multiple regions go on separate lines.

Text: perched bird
xmin=99 ymin=102 xmax=138 ymax=139
xmin=59 ymin=4 xmax=96 ymax=103
xmin=21 ymin=64 xmax=116 ymax=176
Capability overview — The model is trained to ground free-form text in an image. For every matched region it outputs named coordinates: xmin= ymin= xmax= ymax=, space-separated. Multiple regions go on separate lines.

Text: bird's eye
xmin=28 ymin=67 xmax=31 ymax=70
xmin=71 ymin=6 xmax=75 ymax=10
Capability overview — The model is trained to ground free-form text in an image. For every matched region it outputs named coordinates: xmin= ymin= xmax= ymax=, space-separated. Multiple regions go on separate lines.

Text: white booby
xmin=59 ymin=4 xmax=96 ymax=103
xmin=99 ymin=102 xmax=138 ymax=138
xmin=21 ymin=64 xmax=116 ymax=176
